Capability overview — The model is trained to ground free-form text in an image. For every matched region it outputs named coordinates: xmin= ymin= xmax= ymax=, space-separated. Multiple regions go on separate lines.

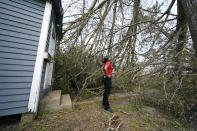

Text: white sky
xmin=61 ymin=0 xmax=178 ymax=62
xmin=61 ymin=0 xmax=177 ymax=25
xmin=61 ymin=0 xmax=177 ymax=14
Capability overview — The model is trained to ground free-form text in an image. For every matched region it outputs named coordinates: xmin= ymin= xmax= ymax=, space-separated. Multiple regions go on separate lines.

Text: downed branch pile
xmin=106 ymin=114 xmax=123 ymax=131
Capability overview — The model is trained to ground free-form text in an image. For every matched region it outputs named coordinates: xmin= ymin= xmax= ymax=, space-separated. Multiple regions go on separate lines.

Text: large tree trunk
xmin=174 ymin=0 xmax=188 ymax=77
xmin=108 ymin=0 xmax=118 ymax=56
xmin=180 ymin=0 xmax=197 ymax=57
xmin=130 ymin=0 xmax=140 ymax=65
xmin=126 ymin=0 xmax=140 ymax=67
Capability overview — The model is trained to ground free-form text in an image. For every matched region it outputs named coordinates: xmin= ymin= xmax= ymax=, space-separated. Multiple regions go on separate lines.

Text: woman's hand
xmin=107 ymin=75 xmax=111 ymax=78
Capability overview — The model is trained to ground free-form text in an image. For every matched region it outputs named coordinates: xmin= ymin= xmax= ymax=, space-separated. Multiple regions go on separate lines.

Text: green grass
xmin=17 ymin=95 xmax=189 ymax=131
xmin=130 ymin=119 xmax=140 ymax=131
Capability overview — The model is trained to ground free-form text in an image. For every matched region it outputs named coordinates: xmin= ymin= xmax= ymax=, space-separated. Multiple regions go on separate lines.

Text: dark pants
xmin=103 ymin=77 xmax=112 ymax=110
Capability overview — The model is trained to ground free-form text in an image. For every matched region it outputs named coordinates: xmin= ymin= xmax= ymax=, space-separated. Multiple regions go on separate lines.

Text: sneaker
xmin=105 ymin=108 xmax=114 ymax=113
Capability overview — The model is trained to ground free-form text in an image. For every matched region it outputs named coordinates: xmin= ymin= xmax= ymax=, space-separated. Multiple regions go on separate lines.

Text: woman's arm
xmin=102 ymin=70 xmax=105 ymax=75
xmin=104 ymin=65 xmax=111 ymax=78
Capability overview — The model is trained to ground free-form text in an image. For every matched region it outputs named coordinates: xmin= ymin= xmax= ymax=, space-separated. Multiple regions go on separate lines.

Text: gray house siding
xmin=0 ymin=0 xmax=45 ymax=117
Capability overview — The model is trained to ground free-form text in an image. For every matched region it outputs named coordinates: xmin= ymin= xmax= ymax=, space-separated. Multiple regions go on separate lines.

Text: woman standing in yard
xmin=102 ymin=56 xmax=114 ymax=113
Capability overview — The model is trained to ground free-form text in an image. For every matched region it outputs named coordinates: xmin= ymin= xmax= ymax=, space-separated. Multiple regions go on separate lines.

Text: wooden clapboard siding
xmin=0 ymin=0 xmax=45 ymax=117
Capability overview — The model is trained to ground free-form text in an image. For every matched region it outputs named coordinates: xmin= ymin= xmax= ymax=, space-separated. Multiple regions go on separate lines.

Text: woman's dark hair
xmin=103 ymin=56 xmax=109 ymax=64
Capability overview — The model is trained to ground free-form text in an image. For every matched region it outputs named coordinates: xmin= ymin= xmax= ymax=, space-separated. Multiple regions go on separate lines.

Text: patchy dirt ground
xmin=1 ymin=96 xmax=187 ymax=131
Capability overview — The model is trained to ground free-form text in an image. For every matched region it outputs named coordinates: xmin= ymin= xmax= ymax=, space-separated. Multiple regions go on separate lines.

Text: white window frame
xmin=43 ymin=23 xmax=56 ymax=89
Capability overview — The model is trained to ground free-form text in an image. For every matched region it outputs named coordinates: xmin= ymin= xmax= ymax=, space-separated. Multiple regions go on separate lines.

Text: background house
xmin=0 ymin=0 xmax=63 ymax=117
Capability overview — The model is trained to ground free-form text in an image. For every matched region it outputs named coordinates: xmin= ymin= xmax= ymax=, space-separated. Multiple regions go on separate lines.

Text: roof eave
xmin=52 ymin=0 xmax=63 ymax=41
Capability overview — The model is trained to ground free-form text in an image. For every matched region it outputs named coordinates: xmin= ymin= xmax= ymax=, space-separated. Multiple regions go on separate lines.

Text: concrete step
xmin=39 ymin=90 xmax=62 ymax=112
xmin=60 ymin=94 xmax=72 ymax=109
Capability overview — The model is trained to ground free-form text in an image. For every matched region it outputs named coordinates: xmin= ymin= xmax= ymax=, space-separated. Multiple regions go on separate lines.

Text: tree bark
xmin=174 ymin=0 xmax=188 ymax=77
xmin=180 ymin=0 xmax=197 ymax=57
xmin=130 ymin=0 xmax=140 ymax=65
xmin=108 ymin=0 xmax=118 ymax=56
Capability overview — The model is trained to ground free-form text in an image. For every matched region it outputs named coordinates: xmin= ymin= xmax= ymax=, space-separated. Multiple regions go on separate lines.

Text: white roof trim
xmin=28 ymin=1 xmax=52 ymax=112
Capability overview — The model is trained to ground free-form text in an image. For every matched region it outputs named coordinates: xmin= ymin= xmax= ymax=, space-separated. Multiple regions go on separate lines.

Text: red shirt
xmin=103 ymin=62 xmax=113 ymax=77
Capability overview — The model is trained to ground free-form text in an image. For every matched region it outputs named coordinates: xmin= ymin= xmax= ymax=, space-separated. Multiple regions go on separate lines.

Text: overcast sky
xmin=61 ymin=0 xmax=177 ymax=31
xmin=61 ymin=0 xmax=178 ymax=61
xmin=61 ymin=0 xmax=177 ymax=14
